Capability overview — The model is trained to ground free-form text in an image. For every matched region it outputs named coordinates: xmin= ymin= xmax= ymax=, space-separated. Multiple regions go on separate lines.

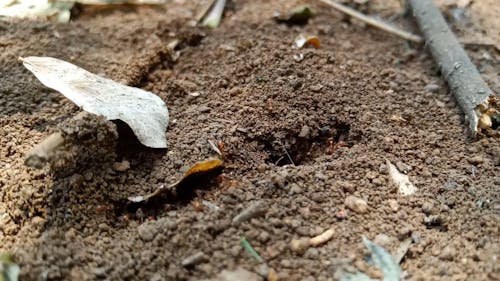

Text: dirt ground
xmin=1 ymin=0 xmax=499 ymax=280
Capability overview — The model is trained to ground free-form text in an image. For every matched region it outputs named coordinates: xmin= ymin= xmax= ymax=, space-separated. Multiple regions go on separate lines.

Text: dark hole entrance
xmin=261 ymin=123 xmax=358 ymax=166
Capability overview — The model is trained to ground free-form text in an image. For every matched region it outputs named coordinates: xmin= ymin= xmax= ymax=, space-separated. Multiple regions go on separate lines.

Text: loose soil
xmin=1 ymin=0 xmax=499 ymax=280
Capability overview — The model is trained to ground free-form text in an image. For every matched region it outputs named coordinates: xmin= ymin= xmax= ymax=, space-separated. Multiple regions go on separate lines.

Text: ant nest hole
xmin=261 ymin=123 xmax=359 ymax=166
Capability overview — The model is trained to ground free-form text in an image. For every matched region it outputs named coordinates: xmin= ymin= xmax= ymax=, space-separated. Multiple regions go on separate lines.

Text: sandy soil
xmin=0 ymin=0 xmax=499 ymax=280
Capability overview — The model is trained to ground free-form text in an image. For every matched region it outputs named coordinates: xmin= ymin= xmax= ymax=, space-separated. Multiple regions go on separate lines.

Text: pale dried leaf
xmin=341 ymin=237 xmax=401 ymax=281
xmin=21 ymin=56 xmax=169 ymax=148
xmin=294 ymin=34 xmax=321 ymax=49
xmin=0 ymin=0 xmax=72 ymax=22
xmin=386 ymin=159 xmax=417 ymax=196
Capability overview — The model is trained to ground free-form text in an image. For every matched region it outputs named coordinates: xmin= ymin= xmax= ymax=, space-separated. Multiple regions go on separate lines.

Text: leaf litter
xmin=341 ymin=237 xmax=402 ymax=281
xmin=386 ymin=159 xmax=417 ymax=196
xmin=0 ymin=0 xmax=167 ymax=22
xmin=128 ymin=158 xmax=224 ymax=202
xmin=21 ymin=56 xmax=169 ymax=148
xmin=0 ymin=253 xmax=20 ymax=281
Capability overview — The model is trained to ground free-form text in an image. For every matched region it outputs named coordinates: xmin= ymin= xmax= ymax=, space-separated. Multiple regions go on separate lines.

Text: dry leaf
xmin=0 ymin=0 xmax=167 ymax=22
xmin=200 ymin=0 xmax=226 ymax=28
xmin=0 ymin=0 xmax=73 ymax=22
xmin=390 ymin=115 xmax=407 ymax=122
xmin=294 ymin=34 xmax=321 ymax=49
xmin=21 ymin=56 xmax=169 ymax=148
xmin=341 ymin=237 xmax=402 ymax=281
xmin=386 ymin=159 xmax=417 ymax=196
xmin=128 ymin=158 xmax=224 ymax=202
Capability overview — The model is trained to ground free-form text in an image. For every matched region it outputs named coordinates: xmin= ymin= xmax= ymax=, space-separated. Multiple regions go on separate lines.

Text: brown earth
xmin=1 ymin=0 xmax=499 ymax=280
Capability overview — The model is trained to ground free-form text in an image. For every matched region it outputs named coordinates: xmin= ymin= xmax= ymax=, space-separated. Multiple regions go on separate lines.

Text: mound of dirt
xmin=0 ymin=0 xmax=498 ymax=280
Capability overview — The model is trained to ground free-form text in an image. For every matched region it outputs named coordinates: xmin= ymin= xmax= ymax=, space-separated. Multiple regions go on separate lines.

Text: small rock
xmin=256 ymin=263 xmax=269 ymax=278
xmin=304 ymin=247 xmax=319 ymax=259
xmin=258 ymin=231 xmax=270 ymax=243
xmin=289 ymin=184 xmax=303 ymax=194
xmin=411 ymin=232 xmax=422 ymax=244
xmin=270 ymin=173 xmax=286 ymax=188
xmin=421 ymin=202 xmax=434 ymax=215
xmin=424 ymin=84 xmax=440 ymax=93
xmin=217 ymin=267 xmax=260 ymax=281
xmin=338 ymin=181 xmax=355 ymax=193
xmin=181 ymin=252 xmax=207 ymax=268
xmin=137 ymin=222 xmax=158 ymax=242
xmin=232 ymin=201 xmax=266 ymax=225
xmin=299 ymin=125 xmax=311 ymax=138
xmin=397 ymin=227 xmax=412 ymax=240
xmin=372 ymin=177 xmax=384 ymax=186
xmin=387 ymin=199 xmax=399 ymax=212
xmin=290 ymin=238 xmax=310 ymax=254
xmin=310 ymin=84 xmax=323 ymax=92
xmin=467 ymin=156 xmax=484 ymax=165
xmin=295 ymin=226 xmax=310 ymax=236
xmin=344 ymin=196 xmax=368 ymax=214
xmin=335 ymin=209 xmax=348 ymax=219
xmin=113 ymin=160 xmax=130 ymax=172
xmin=280 ymin=259 xmax=292 ymax=268
xmin=198 ymin=105 xmax=211 ymax=113
xmin=315 ymin=172 xmax=327 ymax=180
xmin=365 ymin=171 xmax=378 ymax=180
xmin=92 ymin=267 xmax=107 ymax=278
xmin=267 ymin=268 xmax=279 ymax=281
xmin=424 ymin=215 xmax=445 ymax=227
xmin=395 ymin=161 xmax=411 ymax=173
xmin=439 ymin=245 xmax=456 ymax=261
xmin=229 ymin=87 xmax=242 ymax=96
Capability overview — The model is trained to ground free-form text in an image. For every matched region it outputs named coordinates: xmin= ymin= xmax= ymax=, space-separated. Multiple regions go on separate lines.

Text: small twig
xmin=281 ymin=143 xmax=295 ymax=166
xmin=317 ymin=0 xmax=423 ymax=43
xmin=25 ymin=111 xmax=89 ymax=169
xmin=207 ymin=139 xmax=222 ymax=156
xmin=408 ymin=0 xmax=498 ymax=135
xmin=232 ymin=201 xmax=266 ymax=225
xmin=25 ymin=132 xmax=64 ymax=169
xmin=309 ymin=228 xmax=335 ymax=246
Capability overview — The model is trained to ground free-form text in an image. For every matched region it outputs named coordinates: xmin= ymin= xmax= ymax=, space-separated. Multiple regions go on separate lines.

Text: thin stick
xmin=408 ymin=0 xmax=498 ymax=135
xmin=281 ymin=143 xmax=295 ymax=166
xmin=318 ymin=0 xmax=423 ymax=43
xmin=24 ymin=111 xmax=88 ymax=169
xmin=25 ymin=132 xmax=64 ymax=169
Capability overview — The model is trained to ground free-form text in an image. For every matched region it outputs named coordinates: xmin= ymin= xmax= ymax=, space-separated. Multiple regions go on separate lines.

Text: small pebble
xmin=270 ymin=174 xmax=286 ymax=188
xmin=181 ymin=252 xmax=206 ymax=268
xmin=113 ymin=160 xmax=130 ymax=172
xmin=232 ymin=201 xmax=266 ymax=225
xmin=440 ymin=246 xmax=456 ymax=261
xmin=290 ymin=238 xmax=310 ymax=254
xmin=310 ymin=84 xmax=323 ymax=92
xmin=299 ymin=125 xmax=311 ymax=138
xmin=289 ymin=184 xmax=303 ymax=194
xmin=421 ymin=202 xmax=434 ymax=215
xmin=388 ymin=199 xmax=399 ymax=212
xmin=424 ymin=83 xmax=440 ymax=93
xmin=467 ymin=156 xmax=484 ymax=165
xmin=344 ymin=196 xmax=368 ymax=214
xmin=338 ymin=181 xmax=355 ymax=193
xmin=137 ymin=222 xmax=157 ymax=242
xmin=395 ymin=161 xmax=411 ymax=173
xmin=335 ymin=209 xmax=348 ymax=220
xmin=229 ymin=87 xmax=243 ymax=96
